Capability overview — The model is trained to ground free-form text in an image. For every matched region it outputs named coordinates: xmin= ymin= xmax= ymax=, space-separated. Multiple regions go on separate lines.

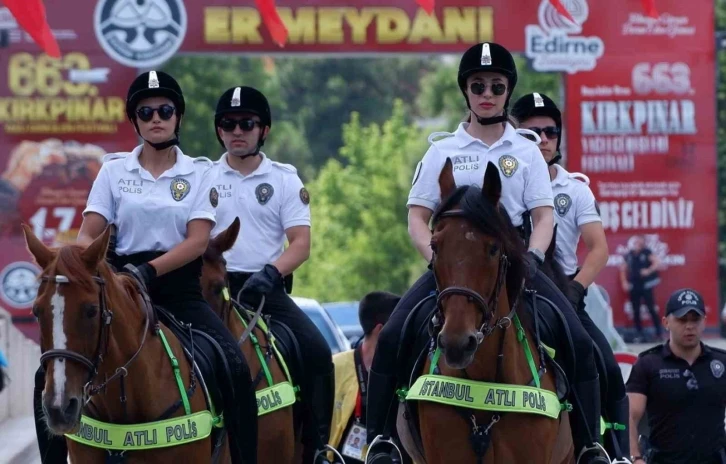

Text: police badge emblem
xmin=498 ymin=155 xmax=518 ymax=177
xmin=299 ymin=187 xmax=310 ymax=205
xmin=255 ymin=183 xmax=274 ymax=205
xmin=210 ymin=187 xmax=219 ymax=208
xmin=711 ymin=359 xmax=724 ymax=379
xmin=554 ymin=193 xmax=572 ymax=217
xmin=170 ymin=177 xmax=191 ymax=201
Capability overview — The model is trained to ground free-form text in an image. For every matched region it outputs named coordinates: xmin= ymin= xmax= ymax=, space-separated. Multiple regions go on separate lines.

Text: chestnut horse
xmin=201 ymin=217 xmax=298 ymax=463
xmin=408 ymin=160 xmax=574 ymax=463
xmin=24 ymin=225 xmax=228 ymax=463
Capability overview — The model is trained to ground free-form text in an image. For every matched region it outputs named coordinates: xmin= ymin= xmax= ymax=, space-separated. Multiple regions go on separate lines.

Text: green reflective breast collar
xmin=406 ymin=375 xmax=562 ymax=419
xmin=256 ymin=382 xmax=297 ymax=416
xmin=65 ymin=411 xmax=217 ymax=450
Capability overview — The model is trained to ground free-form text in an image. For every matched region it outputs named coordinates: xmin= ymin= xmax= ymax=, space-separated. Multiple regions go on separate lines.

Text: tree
xmin=161 ymin=56 xmax=315 ymax=178
xmin=292 ymin=100 xmax=428 ymax=301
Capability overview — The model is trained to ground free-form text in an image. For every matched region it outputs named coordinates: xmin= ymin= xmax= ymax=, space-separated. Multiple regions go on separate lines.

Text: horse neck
xmin=89 ymin=281 xmax=163 ymax=421
xmin=466 ymin=286 xmax=534 ymax=385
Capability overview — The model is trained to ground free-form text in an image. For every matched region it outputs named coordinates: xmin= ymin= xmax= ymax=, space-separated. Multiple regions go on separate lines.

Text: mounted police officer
xmin=513 ymin=92 xmax=630 ymax=462
xmin=365 ymin=43 xmax=607 ymax=464
xmin=33 ymin=71 xmax=258 ymax=464
xmin=210 ymin=86 xmax=335 ymax=463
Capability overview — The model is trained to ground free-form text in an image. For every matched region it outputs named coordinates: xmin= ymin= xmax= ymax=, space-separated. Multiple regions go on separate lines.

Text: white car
xmin=293 ymin=296 xmax=352 ymax=354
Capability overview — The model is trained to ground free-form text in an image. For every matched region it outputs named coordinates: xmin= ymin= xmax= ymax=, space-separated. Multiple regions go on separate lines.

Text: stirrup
xmin=576 ymin=442 xmax=610 ymax=464
xmin=313 ymin=444 xmax=344 ymax=463
xmin=365 ymin=435 xmax=402 ymax=464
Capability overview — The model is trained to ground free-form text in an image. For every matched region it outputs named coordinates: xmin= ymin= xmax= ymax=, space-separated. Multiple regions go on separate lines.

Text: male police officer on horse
xmin=210 ymin=86 xmax=335 ymax=463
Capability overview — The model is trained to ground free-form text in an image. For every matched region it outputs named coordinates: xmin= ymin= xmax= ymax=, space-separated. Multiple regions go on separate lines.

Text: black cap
xmin=126 ymin=71 xmax=185 ymax=121
xmin=665 ymin=288 xmax=706 ymax=318
xmin=214 ymin=86 xmax=271 ymax=149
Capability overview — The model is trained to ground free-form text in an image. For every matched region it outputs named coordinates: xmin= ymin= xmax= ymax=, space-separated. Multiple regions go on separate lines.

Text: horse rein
xmin=38 ymin=274 xmax=152 ymax=404
xmin=431 ymin=209 xmax=522 ymax=344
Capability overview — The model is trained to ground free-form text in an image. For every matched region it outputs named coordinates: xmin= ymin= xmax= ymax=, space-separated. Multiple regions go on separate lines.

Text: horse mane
xmin=433 ymin=185 xmax=527 ymax=307
xmin=46 ymin=246 xmax=142 ymax=306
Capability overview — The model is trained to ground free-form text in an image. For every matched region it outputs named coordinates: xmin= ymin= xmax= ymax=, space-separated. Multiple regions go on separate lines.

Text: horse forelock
xmin=434 ymin=185 xmax=527 ymax=307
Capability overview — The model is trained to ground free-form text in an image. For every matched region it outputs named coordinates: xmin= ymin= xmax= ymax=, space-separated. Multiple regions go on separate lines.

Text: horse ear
xmin=213 ymin=217 xmax=240 ymax=253
xmin=482 ymin=162 xmax=502 ymax=205
xmin=439 ymin=158 xmax=456 ymax=199
xmin=22 ymin=224 xmax=53 ymax=269
xmin=81 ymin=227 xmax=112 ymax=267
xmin=546 ymin=224 xmax=557 ymax=261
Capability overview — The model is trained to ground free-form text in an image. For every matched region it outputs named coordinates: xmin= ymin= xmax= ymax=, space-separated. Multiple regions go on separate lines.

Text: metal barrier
xmin=0 ymin=308 xmax=39 ymax=424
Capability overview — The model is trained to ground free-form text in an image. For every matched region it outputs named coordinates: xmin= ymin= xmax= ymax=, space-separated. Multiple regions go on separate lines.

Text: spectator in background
xmin=620 ymin=235 xmax=663 ymax=342
xmin=627 ymin=288 xmax=726 ymax=464
xmin=328 ymin=291 xmax=402 ymax=464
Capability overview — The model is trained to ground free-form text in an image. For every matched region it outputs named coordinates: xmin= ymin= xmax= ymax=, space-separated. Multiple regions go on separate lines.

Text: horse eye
xmin=489 ymin=244 xmax=499 ymax=256
xmin=84 ymin=304 xmax=99 ymax=319
xmin=430 ymin=241 xmax=438 ymax=253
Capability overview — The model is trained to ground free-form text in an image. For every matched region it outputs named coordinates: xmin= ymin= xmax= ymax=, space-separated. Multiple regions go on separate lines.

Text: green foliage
xmin=292 ymin=100 xmax=427 ymax=301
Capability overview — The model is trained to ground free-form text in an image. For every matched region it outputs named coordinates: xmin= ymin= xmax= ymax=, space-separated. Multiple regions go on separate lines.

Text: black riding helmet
xmin=214 ymin=86 xmax=271 ymax=156
xmin=126 ymin=71 xmax=185 ymax=150
xmin=511 ymin=92 xmax=563 ymax=165
xmin=458 ymin=42 xmax=518 ymax=126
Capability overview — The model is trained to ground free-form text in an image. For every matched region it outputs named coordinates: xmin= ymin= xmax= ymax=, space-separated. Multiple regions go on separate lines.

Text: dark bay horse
xmin=24 ymin=225 xmax=227 ymax=463
xmin=407 ymin=160 xmax=574 ymax=463
xmin=201 ymin=217 xmax=299 ymax=463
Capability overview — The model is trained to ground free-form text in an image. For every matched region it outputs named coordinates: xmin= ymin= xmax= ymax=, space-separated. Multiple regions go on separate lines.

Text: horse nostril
xmin=466 ymin=335 xmax=478 ymax=352
xmin=64 ymin=397 xmax=80 ymax=420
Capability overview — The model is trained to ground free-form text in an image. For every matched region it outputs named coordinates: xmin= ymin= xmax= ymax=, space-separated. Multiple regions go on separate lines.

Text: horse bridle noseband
xmin=431 ymin=209 xmax=521 ymax=344
xmin=38 ymin=274 xmax=151 ymax=403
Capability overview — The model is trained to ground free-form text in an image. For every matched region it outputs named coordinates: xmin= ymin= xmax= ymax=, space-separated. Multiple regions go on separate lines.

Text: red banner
xmin=566 ymin=4 xmax=717 ymax=329
xmin=0 ymin=0 xmax=717 ymax=336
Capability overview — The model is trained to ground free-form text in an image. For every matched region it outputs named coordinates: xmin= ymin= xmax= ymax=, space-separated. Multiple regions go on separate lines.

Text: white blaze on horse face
xmin=465 ymin=231 xmax=477 ymax=242
xmin=50 ymin=283 xmax=67 ymax=408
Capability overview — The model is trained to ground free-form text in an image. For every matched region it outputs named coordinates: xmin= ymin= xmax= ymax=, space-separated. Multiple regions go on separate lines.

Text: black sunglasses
xmin=136 ymin=104 xmax=176 ymax=122
xmin=218 ymin=118 xmax=260 ymax=133
xmin=520 ymin=126 xmax=561 ymax=142
xmin=469 ymin=82 xmax=507 ymax=96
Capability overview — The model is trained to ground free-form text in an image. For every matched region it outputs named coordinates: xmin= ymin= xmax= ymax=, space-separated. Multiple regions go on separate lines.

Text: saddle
xmin=394 ymin=290 xmax=575 ymax=458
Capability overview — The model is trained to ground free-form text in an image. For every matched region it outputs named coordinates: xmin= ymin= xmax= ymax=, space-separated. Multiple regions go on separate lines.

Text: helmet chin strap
xmin=473 ymin=112 xmax=509 ymax=125
xmin=548 ymin=153 xmax=562 ymax=166
xmin=147 ymin=137 xmax=179 ymax=150
xmin=230 ymin=134 xmax=266 ymax=159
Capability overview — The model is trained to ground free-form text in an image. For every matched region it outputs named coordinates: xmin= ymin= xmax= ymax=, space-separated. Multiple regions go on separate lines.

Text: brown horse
xmin=24 ymin=224 xmax=227 ymax=463
xmin=201 ymin=217 xmax=298 ymax=463
xmin=408 ymin=160 xmax=574 ymax=463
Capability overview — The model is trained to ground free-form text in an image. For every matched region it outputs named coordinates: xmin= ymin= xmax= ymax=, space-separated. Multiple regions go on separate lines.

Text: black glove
xmin=123 ymin=263 xmax=157 ymax=290
xmin=524 ymin=250 xmax=543 ymax=280
xmin=240 ymin=264 xmax=283 ymax=301
xmin=565 ymin=280 xmax=586 ymax=310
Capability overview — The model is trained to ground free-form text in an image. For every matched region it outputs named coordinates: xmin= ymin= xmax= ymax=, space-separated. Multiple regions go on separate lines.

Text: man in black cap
xmin=626 ymin=288 xmax=726 ymax=464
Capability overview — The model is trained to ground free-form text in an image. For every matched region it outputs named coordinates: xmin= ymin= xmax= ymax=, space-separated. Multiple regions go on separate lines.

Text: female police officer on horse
xmin=33 ymin=71 xmax=258 ymax=464
xmin=365 ymin=43 xmax=607 ymax=464
xmin=512 ymin=92 xmax=630 ymax=461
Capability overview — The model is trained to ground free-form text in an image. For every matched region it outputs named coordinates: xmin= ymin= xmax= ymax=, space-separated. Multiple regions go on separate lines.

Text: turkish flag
xmin=256 ymin=0 xmax=288 ymax=47
xmin=1 ymin=0 xmax=60 ymax=58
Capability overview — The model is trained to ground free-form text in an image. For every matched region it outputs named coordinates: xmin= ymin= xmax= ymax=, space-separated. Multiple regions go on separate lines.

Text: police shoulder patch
xmin=299 ymin=187 xmax=310 ymax=205
xmin=255 ymin=183 xmax=274 ymax=205
xmin=498 ymin=155 xmax=518 ymax=177
xmin=554 ymin=193 xmax=573 ymax=217
xmin=170 ymin=177 xmax=191 ymax=202
xmin=210 ymin=187 xmax=219 ymax=208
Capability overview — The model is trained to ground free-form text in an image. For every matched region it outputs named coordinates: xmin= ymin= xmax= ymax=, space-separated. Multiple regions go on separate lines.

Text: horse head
xmin=430 ymin=159 xmax=526 ymax=369
xmin=201 ymin=217 xmax=240 ymax=324
xmin=23 ymin=224 xmax=129 ymax=434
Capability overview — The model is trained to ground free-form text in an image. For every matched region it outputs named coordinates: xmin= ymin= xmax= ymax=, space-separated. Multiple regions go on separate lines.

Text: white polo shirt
xmin=550 ymin=165 xmax=601 ymax=276
xmin=83 ymin=145 xmax=217 ymax=255
xmin=408 ymin=122 xmax=553 ymax=226
xmin=211 ymin=153 xmax=311 ymax=273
